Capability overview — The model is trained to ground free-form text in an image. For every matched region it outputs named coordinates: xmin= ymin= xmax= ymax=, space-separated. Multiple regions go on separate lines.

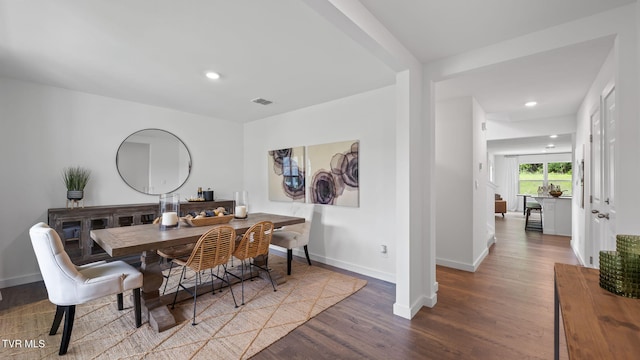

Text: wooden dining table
xmin=90 ymin=212 xmax=305 ymax=332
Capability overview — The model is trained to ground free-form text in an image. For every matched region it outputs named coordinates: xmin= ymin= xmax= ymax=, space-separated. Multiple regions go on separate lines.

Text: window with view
xmin=519 ymin=161 xmax=572 ymax=196
xmin=548 ymin=162 xmax=572 ymax=196
xmin=519 ymin=163 xmax=544 ymax=195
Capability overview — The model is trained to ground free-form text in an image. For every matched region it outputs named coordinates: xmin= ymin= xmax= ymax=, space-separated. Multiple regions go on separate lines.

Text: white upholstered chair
xmin=29 ymin=223 xmax=143 ymax=355
xmin=271 ymin=204 xmax=314 ymax=275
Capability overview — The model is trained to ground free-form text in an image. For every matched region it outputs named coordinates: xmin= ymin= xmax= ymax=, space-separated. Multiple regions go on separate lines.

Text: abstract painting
xmin=268 ymin=146 xmax=305 ymax=202
xmin=307 ymin=140 xmax=359 ymax=207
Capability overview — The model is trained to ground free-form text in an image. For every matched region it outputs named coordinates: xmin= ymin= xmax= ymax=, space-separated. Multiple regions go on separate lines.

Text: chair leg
xmin=192 ymin=272 xmax=198 ymax=326
xmin=264 ymin=256 xmax=277 ymax=292
xmin=223 ymin=264 xmax=239 ymax=308
xmin=50 ymin=306 xmax=65 ymax=336
xmin=162 ymin=261 xmax=175 ymax=295
xmin=303 ymin=245 xmax=312 ymax=266
xmin=240 ymin=260 xmax=245 ymax=305
xmin=287 ymin=249 xmax=293 ymax=275
xmin=133 ymin=288 xmax=141 ymax=328
xmin=59 ymin=305 xmax=75 ymax=355
xmin=171 ymin=267 xmax=188 ymax=309
xmin=117 ymin=293 xmax=124 ymax=310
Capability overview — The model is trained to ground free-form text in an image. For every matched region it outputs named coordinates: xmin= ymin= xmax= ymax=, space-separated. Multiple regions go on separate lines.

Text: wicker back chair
xmin=170 ymin=225 xmax=238 ymax=325
xmin=231 ymin=221 xmax=276 ymax=305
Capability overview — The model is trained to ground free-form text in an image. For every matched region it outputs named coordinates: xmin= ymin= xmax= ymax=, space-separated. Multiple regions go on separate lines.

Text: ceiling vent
xmin=251 ymin=98 xmax=273 ymax=105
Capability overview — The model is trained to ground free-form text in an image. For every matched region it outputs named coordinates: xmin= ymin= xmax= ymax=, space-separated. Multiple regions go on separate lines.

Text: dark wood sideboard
xmin=48 ymin=200 xmax=234 ymax=265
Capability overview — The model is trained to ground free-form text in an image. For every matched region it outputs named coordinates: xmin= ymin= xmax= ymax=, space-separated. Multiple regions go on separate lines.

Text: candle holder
xmin=159 ymin=193 xmax=180 ymax=230
xmin=234 ymin=191 xmax=248 ymax=219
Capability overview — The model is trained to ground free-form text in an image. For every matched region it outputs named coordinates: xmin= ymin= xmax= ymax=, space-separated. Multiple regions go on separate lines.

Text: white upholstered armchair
xmin=271 ymin=204 xmax=314 ymax=275
xmin=29 ymin=223 xmax=143 ymax=355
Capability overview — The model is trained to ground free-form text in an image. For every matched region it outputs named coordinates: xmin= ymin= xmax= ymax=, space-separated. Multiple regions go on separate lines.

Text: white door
xmin=602 ymin=86 xmax=616 ymax=249
xmin=590 ymin=107 xmax=604 ymax=267
xmin=590 ymin=84 xmax=616 ymax=268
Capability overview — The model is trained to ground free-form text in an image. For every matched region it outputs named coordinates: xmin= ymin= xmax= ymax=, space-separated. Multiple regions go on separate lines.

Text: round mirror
xmin=116 ymin=129 xmax=192 ymax=195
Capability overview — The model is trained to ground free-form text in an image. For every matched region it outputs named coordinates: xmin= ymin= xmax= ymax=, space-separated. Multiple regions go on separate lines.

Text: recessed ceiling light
xmin=546 ymin=144 xmax=555 ymax=149
xmin=205 ymin=72 xmax=220 ymax=80
xmin=525 ymin=101 xmax=537 ymax=107
xmin=550 ymin=134 xmax=558 ymax=139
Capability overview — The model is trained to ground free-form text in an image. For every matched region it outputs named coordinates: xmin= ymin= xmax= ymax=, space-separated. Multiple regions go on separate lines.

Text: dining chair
xmin=157 ymin=243 xmax=195 ymax=295
xmin=271 ymin=204 xmax=315 ymax=275
xmin=231 ymin=221 xmax=276 ymax=305
xmin=29 ymin=223 xmax=142 ymax=355
xmin=152 ymin=216 xmax=195 ymax=295
xmin=170 ymin=225 xmax=238 ymax=325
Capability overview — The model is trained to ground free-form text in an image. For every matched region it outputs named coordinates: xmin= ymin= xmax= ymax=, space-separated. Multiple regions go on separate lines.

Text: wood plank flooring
xmin=255 ymin=212 xmax=579 ymax=359
xmin=1 ymin=212 xmax=578 ymax=359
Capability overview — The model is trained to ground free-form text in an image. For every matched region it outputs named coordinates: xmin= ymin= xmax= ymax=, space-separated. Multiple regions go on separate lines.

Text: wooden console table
xmin=554 ymin=263 xmax=640 ymax=359
xmin=48 ymin=200 xmax=233 ymax=265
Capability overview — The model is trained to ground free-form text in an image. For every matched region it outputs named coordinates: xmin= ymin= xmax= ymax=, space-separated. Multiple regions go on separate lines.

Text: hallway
xmin=258 ymin=211 xmax=579 ymax=359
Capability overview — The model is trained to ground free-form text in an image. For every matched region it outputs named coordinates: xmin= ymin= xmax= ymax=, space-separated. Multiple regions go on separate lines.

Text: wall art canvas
xmin=268 ymin=146 xmax=305 ymax=202
xmin=307 ymin=140 xmax=359 ymax=207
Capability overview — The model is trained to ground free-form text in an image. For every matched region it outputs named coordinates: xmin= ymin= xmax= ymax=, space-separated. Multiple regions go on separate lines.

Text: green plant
xmin=63 ymin=166 xmax=91 ymax=191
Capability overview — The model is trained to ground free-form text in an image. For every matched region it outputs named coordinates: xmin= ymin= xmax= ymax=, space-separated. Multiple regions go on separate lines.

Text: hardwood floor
xmin=1 ymin=212 xmax=578 ymax=359
xmin=255 ymin=212 xmax=579 ymax=359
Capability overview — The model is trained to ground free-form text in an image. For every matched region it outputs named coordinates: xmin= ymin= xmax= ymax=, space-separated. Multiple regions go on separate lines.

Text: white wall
xmin=0 ymin=77 xmax=243 ymax=287
xmin=435 ymin=96 xmax=488 ymax=271
xmin=243 ymin=86 xmax=396 ymax=282
xmin=472 ymin=98 xmax=489 ymax=266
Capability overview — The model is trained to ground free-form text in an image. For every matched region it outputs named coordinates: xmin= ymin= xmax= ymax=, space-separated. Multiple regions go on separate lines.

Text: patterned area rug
xmin=0 ymin=256 xmax=366 ymax=359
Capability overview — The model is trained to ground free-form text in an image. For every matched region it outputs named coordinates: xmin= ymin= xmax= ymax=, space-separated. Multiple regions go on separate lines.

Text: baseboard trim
xmin=436 ymin=257 xmax=475 ymax=272
xmin=437 ymin=247 xmax=489 ymax=273
xmin=310 ymin=253 xmax=395 ymax=283
xmin=269 ymin=245 xmax=395 ymax=283
xmin=0 ymin=272 xmax=43 ymax=289
xmin=393 ymin=291 xmax=437 ymax=319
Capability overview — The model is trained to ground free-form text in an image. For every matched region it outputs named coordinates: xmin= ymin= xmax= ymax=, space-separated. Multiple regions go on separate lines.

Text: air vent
xmin=251 ymin=98 xmax=273 ymax=105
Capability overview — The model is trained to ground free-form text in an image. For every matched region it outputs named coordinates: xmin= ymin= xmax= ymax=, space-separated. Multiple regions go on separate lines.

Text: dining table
xmin=90 ymin=212 xmax=305 ymax=332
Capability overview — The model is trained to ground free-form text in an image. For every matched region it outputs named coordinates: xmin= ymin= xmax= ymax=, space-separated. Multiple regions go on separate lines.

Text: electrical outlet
xmin=380 ymin=244 xmax=388 ymax=258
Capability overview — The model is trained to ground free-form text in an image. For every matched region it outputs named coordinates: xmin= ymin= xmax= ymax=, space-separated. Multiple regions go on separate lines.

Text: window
xmin=519 ymin=163 xmax=544 ymax=195
xmin=519 ymin=161 xmax=572 ymax=195
xmin=548 ymin=162 xmax=572 ymax=196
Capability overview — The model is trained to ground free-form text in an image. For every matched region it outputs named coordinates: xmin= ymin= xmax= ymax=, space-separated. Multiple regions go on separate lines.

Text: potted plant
xmin=63 ymin=166 xmax=91 ymax=200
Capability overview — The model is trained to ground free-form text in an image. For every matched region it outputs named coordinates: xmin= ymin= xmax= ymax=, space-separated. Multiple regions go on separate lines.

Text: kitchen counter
xmin=533 ymin=196 xmax=572 ymax=236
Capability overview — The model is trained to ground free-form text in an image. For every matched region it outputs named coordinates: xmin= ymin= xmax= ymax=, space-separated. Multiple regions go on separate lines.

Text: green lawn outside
xmin=519 ymin=173 xmax=572 ymax=196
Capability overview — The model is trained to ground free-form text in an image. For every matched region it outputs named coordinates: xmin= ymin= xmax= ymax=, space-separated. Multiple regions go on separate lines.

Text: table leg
xmin=554 ymin=272 xmax=559 ymax=360
xmin=523 ymin=195 xmax=527 ymax=216
xmin=140 ymin=250 xmax=176 ymax=332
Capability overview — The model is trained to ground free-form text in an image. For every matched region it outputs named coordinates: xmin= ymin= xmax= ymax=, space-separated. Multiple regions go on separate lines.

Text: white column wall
xmin=435 ymin=97 xmax=474 ymax=269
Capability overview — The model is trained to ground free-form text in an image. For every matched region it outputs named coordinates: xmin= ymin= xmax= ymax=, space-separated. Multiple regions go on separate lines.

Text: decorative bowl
xmin=549 ymin=190 xmax=563 ymax=197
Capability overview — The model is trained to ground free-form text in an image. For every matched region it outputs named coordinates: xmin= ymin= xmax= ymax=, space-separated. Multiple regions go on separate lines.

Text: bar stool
xmin=525 ymin=201 xmax=543 ymax=231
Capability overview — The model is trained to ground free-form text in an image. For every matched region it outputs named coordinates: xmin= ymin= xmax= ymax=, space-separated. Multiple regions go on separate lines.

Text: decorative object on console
xmin=599 ymin=234 xmax=640 ymax=298
xmin=268 ymin=146 xmax=305 ymax=202
xmin=234 ymin=191 xmax=248 ymax=219
xmin=307 ymin=140 xmax=359 ymax=207
xmin=159 ymin=193 xmax=180 ymax=230
xmin=62 ymin=166 xmax=91 ymax=208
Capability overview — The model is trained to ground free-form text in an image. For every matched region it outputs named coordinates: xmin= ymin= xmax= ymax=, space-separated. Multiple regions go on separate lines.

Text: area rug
xmin=0 ymin=255 xmax=367 ymax=359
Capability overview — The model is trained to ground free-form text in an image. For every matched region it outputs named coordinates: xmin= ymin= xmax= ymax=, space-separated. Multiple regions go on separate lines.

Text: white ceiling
xmin=0 ymin=0 xmax=396 ymax=122
xmin=359 ymin=0 xmax=634 ymax=63
xmin=359 ymin=0 xmax=629 ymax=156
xmin=487 ymin=134 xmax=573 ymax=156
xmin=0 ymin=0 xmax=632 ymax=140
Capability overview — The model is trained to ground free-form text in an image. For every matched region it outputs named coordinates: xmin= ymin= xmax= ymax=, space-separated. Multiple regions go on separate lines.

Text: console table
xmin=48 ymin=200 xmax=233 ymax=265
xmin=554 ymin=263 xmax=640 ymax=359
